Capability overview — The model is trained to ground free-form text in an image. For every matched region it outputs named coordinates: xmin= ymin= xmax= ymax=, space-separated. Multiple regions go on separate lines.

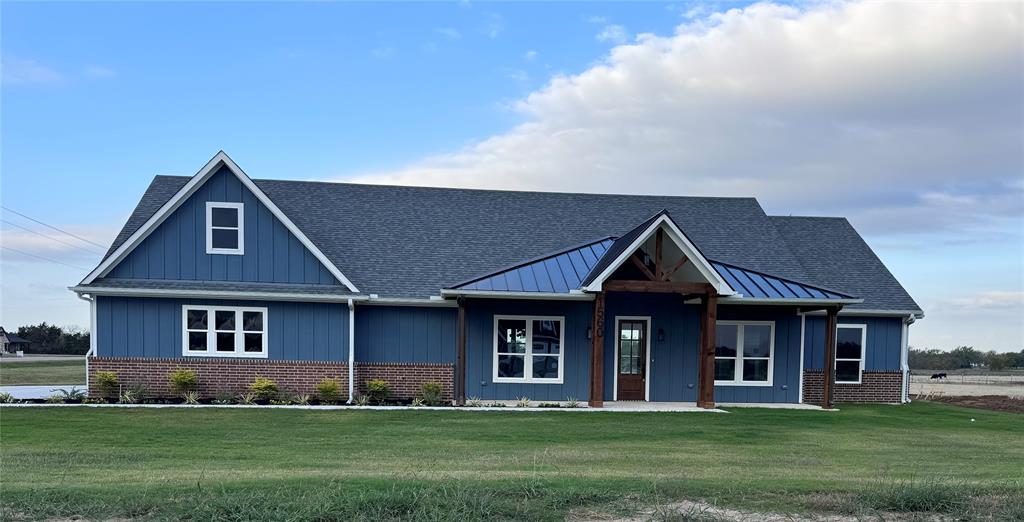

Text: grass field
xmin=0 ymin=359 xmax=85 ymax=385
xmin=1 ymin=403 xmax=1021 ymax=521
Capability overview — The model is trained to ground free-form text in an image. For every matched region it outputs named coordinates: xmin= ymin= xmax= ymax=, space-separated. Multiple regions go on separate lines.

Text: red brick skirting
xmin=802 ymin=370 xmax=904 ymax=404
xmin=88 ymin=357 xmax=454 ymax=401
xmin=355 ymin=363 xmax=453 ymax=401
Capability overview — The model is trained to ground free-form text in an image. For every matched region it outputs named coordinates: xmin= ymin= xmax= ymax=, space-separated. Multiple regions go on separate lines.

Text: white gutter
xmin=798 ymin=311 xmax=806 ymax=404
xmin=803 ymin=308 xmax=924 ymax=318
xmin=75 ymin=294 xmax=97 ymax=390
xmin=439 ymin=289 xmax=595 ymax=300
xmin=347 ymin=298 xmax=355 ymax=404
xmin=69 ymin=286 xmax=367 ymax=303
xmin=900 ymin=314 xmax=916 ymax=403
xmin=362 ymin=296 xmax=457 ymax=307
xmin=717 ymin=297 xmax=863 ymax=306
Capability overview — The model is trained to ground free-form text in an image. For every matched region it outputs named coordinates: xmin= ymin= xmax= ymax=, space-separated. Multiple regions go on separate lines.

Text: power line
xmin=1 ymin=206 xmax=107 ymax=249
xmin=1 ymin=219 xmax=104 ymax=256
xmin=1 ymin=246 xmax=89 ymax=270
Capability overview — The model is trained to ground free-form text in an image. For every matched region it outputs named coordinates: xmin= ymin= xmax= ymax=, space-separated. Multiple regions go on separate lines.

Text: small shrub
xmin=294 ymin=394 xmax=310 ymax=406
xmin=213 ymin=391 xmax=235 ymax=405
xmin=248 ymin=377 xmax=279 ymax=402
xmin=565 ymin=397 xmax=580 ymax=408
xmin=419 ymin=381 xmax=443 ymax=406
xmin=270 ymin=392 xmax=297 ymax=405
xmin=466 ymin=396 xmax=483 ymax=407
xmin=0 ymin=392 xmax=15 ymax=404
xmin=515 ymin=396 xmax=531 ymax=408
xmin=82 ymin=397 xmax=105 ymax=404
xmin=45 ymin=394 xmax=63 ymax=404
xmin=366 ymin=379 xmax=391 ymax=404
xmin=182 ymin=391 xmax=200 ymax=405
xmin=487 ymin=401 xmax=506 ymax=408
xmin=538 ymin=402 xmax=560 ymax=408
xmin=355 ymin=394 xmax=370 ymax=406
xmin=238 ymin=392 xmax=257 ymax=405
xmin=411 ymin=397 xmax=425 ymax=407
xmin=314 ymin=378 xmax=342 ymax=404
xmin=94 ymin=371 xmax=119 ymax=399
xmin=51 ymin=387 xmax=86 ymax=403
xmin=169 ymin=368 xmax=199 ymax=394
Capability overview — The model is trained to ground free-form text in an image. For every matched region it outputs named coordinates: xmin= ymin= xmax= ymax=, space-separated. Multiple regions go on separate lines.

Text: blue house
xmin=71 ymin=152 xmax=923 ymax=408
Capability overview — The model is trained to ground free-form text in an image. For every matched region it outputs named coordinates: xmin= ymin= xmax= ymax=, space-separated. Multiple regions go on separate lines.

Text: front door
xmin=617 ymin=318 xmax=648 ymax=401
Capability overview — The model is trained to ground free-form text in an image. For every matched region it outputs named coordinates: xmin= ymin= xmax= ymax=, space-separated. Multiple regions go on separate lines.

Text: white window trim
xmin=206 ymin=202 xmax=244 ymax=255
xmin=181 ymin=305 xmax=268 ymax=358
xmin=835 ymin=323 xmax=867 ymax=384
xmin=492 ymin=315 xmax=565 ymax=384
xmin=714 ymin=320 xmax=775 ymax=387
xmin=613 ymin=316 xmax=652 ymax=401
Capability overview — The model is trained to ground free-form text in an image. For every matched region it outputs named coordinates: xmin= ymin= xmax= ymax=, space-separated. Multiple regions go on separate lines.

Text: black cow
xmin=930 ymin=372 xmax=948 ymax=380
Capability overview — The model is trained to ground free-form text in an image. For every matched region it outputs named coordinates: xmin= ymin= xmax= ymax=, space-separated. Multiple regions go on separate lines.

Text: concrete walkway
xmin=0 ymin=384 xmax=84 ymax=399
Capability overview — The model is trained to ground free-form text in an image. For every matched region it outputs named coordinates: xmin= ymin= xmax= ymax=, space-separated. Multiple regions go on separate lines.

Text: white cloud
xmin=435 ymin=27 xmax=462 ymax=40
xmin=2 ymin=57 xmax=63 ymax=85
xmin=596 ymin=24 xmax=629 ymax=44
xmin=83 ymin=65 xmax=115 ymax=78
xmin=483 ymin=13 xmax=503 ymax=38
xmin=524 ymin=50 xmax=538 ymax=61
xmin=370 ymin=46 xmax=396 ymax=60
xmin=348 ymin=1 xmax=1022 ymax=240
xmin=941 ymin=291 xmax=1024 ymax=311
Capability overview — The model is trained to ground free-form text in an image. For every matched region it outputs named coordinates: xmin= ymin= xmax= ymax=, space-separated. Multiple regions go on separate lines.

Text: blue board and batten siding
xmin=107 ymin=167 xmax=338 ymax=285
xmin=354 ymin=306 xmax=456 ymax=364
xmin=803 ymin=316 xmax=903 ymax=371
xmin=96 ymin=296 xmax=348 ymax=361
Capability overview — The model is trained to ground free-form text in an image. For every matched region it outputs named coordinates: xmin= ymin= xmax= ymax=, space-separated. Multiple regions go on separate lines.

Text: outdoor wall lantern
xmin=657 ymin=328 xmax=665 ymax=342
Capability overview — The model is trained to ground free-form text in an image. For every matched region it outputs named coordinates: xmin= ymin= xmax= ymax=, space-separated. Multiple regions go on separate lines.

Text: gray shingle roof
xmin=100 ymin=175 xmax=919 ymax=312
xmin=770 ymin=216 xmax=921 ymax=312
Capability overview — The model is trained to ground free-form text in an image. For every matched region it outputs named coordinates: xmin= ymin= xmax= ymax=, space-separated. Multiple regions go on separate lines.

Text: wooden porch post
xmin=697 ymin=293 xmax=717 ymax=409
xmin=821 ymin=306 xmax=839 ymax=409
xmin=589 ymin=292 xmax=605 ymax=407
xmin=456 ymin=297 xmax=467 ymax=406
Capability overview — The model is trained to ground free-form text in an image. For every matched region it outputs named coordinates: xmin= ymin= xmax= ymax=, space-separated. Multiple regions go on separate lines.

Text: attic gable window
xmin=206 ymin=202 xmax=244 ymax=255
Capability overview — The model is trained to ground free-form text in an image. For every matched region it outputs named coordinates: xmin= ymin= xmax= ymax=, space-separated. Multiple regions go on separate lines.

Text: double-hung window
xmin=494 ymin=315 xmax=563 ymax=383
xmin=835 ymin=324 xmax=867 ymax=384
xmin=206 ymin=202 xmax=244 ymax=255
xmin=714 ymin=321 xmax=774 ymax=386
xmin=183 ymin=305 xmax=267 ymax=358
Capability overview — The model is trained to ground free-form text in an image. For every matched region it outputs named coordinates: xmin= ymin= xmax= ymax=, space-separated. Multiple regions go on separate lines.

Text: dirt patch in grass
xmin=925 ymin=395 xmax=1024 ymax=413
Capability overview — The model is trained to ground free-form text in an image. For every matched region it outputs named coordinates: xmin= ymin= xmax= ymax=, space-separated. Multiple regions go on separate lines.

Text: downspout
xmin=75 ymin=294 xmax=97 ymax=391
xmin=900 ymin=314 xmax=915 ymax=403
xmin=797 ymin=311 xmax=806 ymax=404
xmin=347 ymin=298 xmax=355 ymax=404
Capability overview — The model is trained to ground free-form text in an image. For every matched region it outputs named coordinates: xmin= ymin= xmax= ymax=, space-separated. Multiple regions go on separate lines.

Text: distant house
xmin=0 ymin=327 xmax=31 ymax=354
xmin=71 ymin=152 xmax=923 ymax=407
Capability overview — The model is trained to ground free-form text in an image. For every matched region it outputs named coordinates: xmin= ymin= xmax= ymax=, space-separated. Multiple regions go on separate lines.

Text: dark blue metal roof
xmin=710 ymin=261 xmax=854 ymax=300
xmin=450 ymin=238 xmax=615 ymax=293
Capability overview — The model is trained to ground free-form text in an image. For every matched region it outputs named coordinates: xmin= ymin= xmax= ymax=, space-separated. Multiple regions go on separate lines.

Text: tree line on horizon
xmin=910 ymin=346 xmax=1024 ymax=371
xmin=8 ymin=323 xmax=89 ymax=355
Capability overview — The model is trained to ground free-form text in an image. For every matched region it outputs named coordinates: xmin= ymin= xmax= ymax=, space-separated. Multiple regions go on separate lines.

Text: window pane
xmin=497 ymin=354 xmax=525 ymax=378
xmin=532 ymin=320 xmax=561 ymax=354
xmin=836 ymin=361 xmax=860 ymax=382
xmin=743 ymin=325 xmax=772 ymax=358
xmin=216 ymin=310 xmax=235 ymax=331
xmin=836 ymin=328 xmax=862 ymax=359
xmin=619 ymin=354 xmax=632 ymax=374
xmin=715 ymin=324 xmax=738 ymax=357
xmin=187 ymin=309 xmax=207 ymax=330
xmin=714 ymin=359 xmax=736 ymax=380
xmin=743 ymin=359 xmax=769 ymax=382
xmin=211 ymin=207 xmax=238 ymax=227
xmin=188 ymin=332 xmax=207 ymax=351
xmin=243 ymin=311 xmax=263 ymax=332
xmin=211 ymin=228 xmax=238 ymax=249
xmin=497 ymin=319 xmax=527 ymax=353
xmin=532 ymin=355 xmax=559 ymax=379
xmin=216 ymin=332 xmax=235 ymax=352
xmin=244 ymin=333 xmax=263 ymax=353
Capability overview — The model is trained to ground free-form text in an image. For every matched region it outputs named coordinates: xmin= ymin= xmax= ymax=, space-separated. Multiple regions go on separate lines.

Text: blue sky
xmin=2 ymin=1 xmax=1021 ymax=352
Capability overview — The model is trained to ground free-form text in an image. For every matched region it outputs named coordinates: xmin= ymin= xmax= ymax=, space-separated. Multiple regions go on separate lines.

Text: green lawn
xmin=1 ymin=403 xmax=1021 ymax=521
xmin=0 ymin=359 xmax=85 ymax=385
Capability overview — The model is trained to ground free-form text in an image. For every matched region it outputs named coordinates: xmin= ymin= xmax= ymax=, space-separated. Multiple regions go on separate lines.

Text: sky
xmin=1 ymin=1 xmax=1022 ymax=352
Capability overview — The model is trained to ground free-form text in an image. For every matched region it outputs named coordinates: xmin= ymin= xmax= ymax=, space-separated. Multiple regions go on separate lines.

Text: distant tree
xmin=949 ymin=346 xmax=984 ymax=369
xmin=910 ymin=347 xmax=1023 ymax=370
xmin=15 ymin=323 xmax=90 ymax=355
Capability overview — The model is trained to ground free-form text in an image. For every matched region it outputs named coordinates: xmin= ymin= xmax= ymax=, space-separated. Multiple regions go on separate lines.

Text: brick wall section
xmin=88 ymin=357 xmax=454 ymax=401
xmin=89 ymin=357 xmax=348 ymax=399
xmin=802 ymin=370 xmax=904 ymax=404
xmin=355 ymin=363 xmax=454 ymax=401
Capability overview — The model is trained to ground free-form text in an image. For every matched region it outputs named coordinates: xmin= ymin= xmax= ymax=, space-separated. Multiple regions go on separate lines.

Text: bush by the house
xmin=120 ymin=384 xmax=147 ymax=404
xmin=419 ymin=380 xmax=443 ymax=406
xmin=315 ymin=378 xmax=342 ymax=404
xmin=182 ymin=391 xmax=200 ymax=404
xmin=50 ymin=387 xmax=86 ymax=403
xmin=249 ymin=377 xmax=279 ymax=402
xmin=168 ymin=368 xmax=199 ymax=394
xmin=366 ymin=379 xmax=391 ymax=404
xmin=0 ymin=392 xmax=16 ymax=404
xmin=94 ymin=371 xmax=118 ymax=399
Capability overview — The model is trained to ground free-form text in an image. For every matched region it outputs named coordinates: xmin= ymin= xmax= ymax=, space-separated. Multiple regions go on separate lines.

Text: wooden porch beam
xmin=456 ymin=297 xmax=467 ymax=406
xmin=603 ymin=280 xmax=714 ymax=294
xmin=662 ymin=256 xmax=689 ymax=281
xmin=629 ymin=254 xmax=658 ymax=281
xmin=589 ymin=292 xmax=606 ymax=407
xmin=821 ymin=306 xmax=840 ymax=409
xmin=697 ymin=293 xmax=717 ymax=409
xmin=655 ymin=228 xmax=664 ymax=279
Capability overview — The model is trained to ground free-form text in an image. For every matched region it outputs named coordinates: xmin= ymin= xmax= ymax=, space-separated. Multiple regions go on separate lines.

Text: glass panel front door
xmin=617 ymin=319 xmax=648 ymax=400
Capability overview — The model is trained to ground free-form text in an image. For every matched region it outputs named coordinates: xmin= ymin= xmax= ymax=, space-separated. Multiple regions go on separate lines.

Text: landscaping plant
xmin=314 ymin=378 xmax=342 ymax=404
xmin=168 ymin=368 xmax=199 ymax=395
xmin=366 ymin=379 xmax=391 ymax=404
xmin=248 ymin=377 xmax=279 ymax=402
xmin=94 ymin=371 xmax=119 ymax=399
xmin=419 ymin=380 xmax=443 ymax=406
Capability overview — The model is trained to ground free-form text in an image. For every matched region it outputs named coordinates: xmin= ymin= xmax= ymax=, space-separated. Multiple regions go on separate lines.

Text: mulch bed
xmin=926 ymin=395 xmax=1024 ymax=414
